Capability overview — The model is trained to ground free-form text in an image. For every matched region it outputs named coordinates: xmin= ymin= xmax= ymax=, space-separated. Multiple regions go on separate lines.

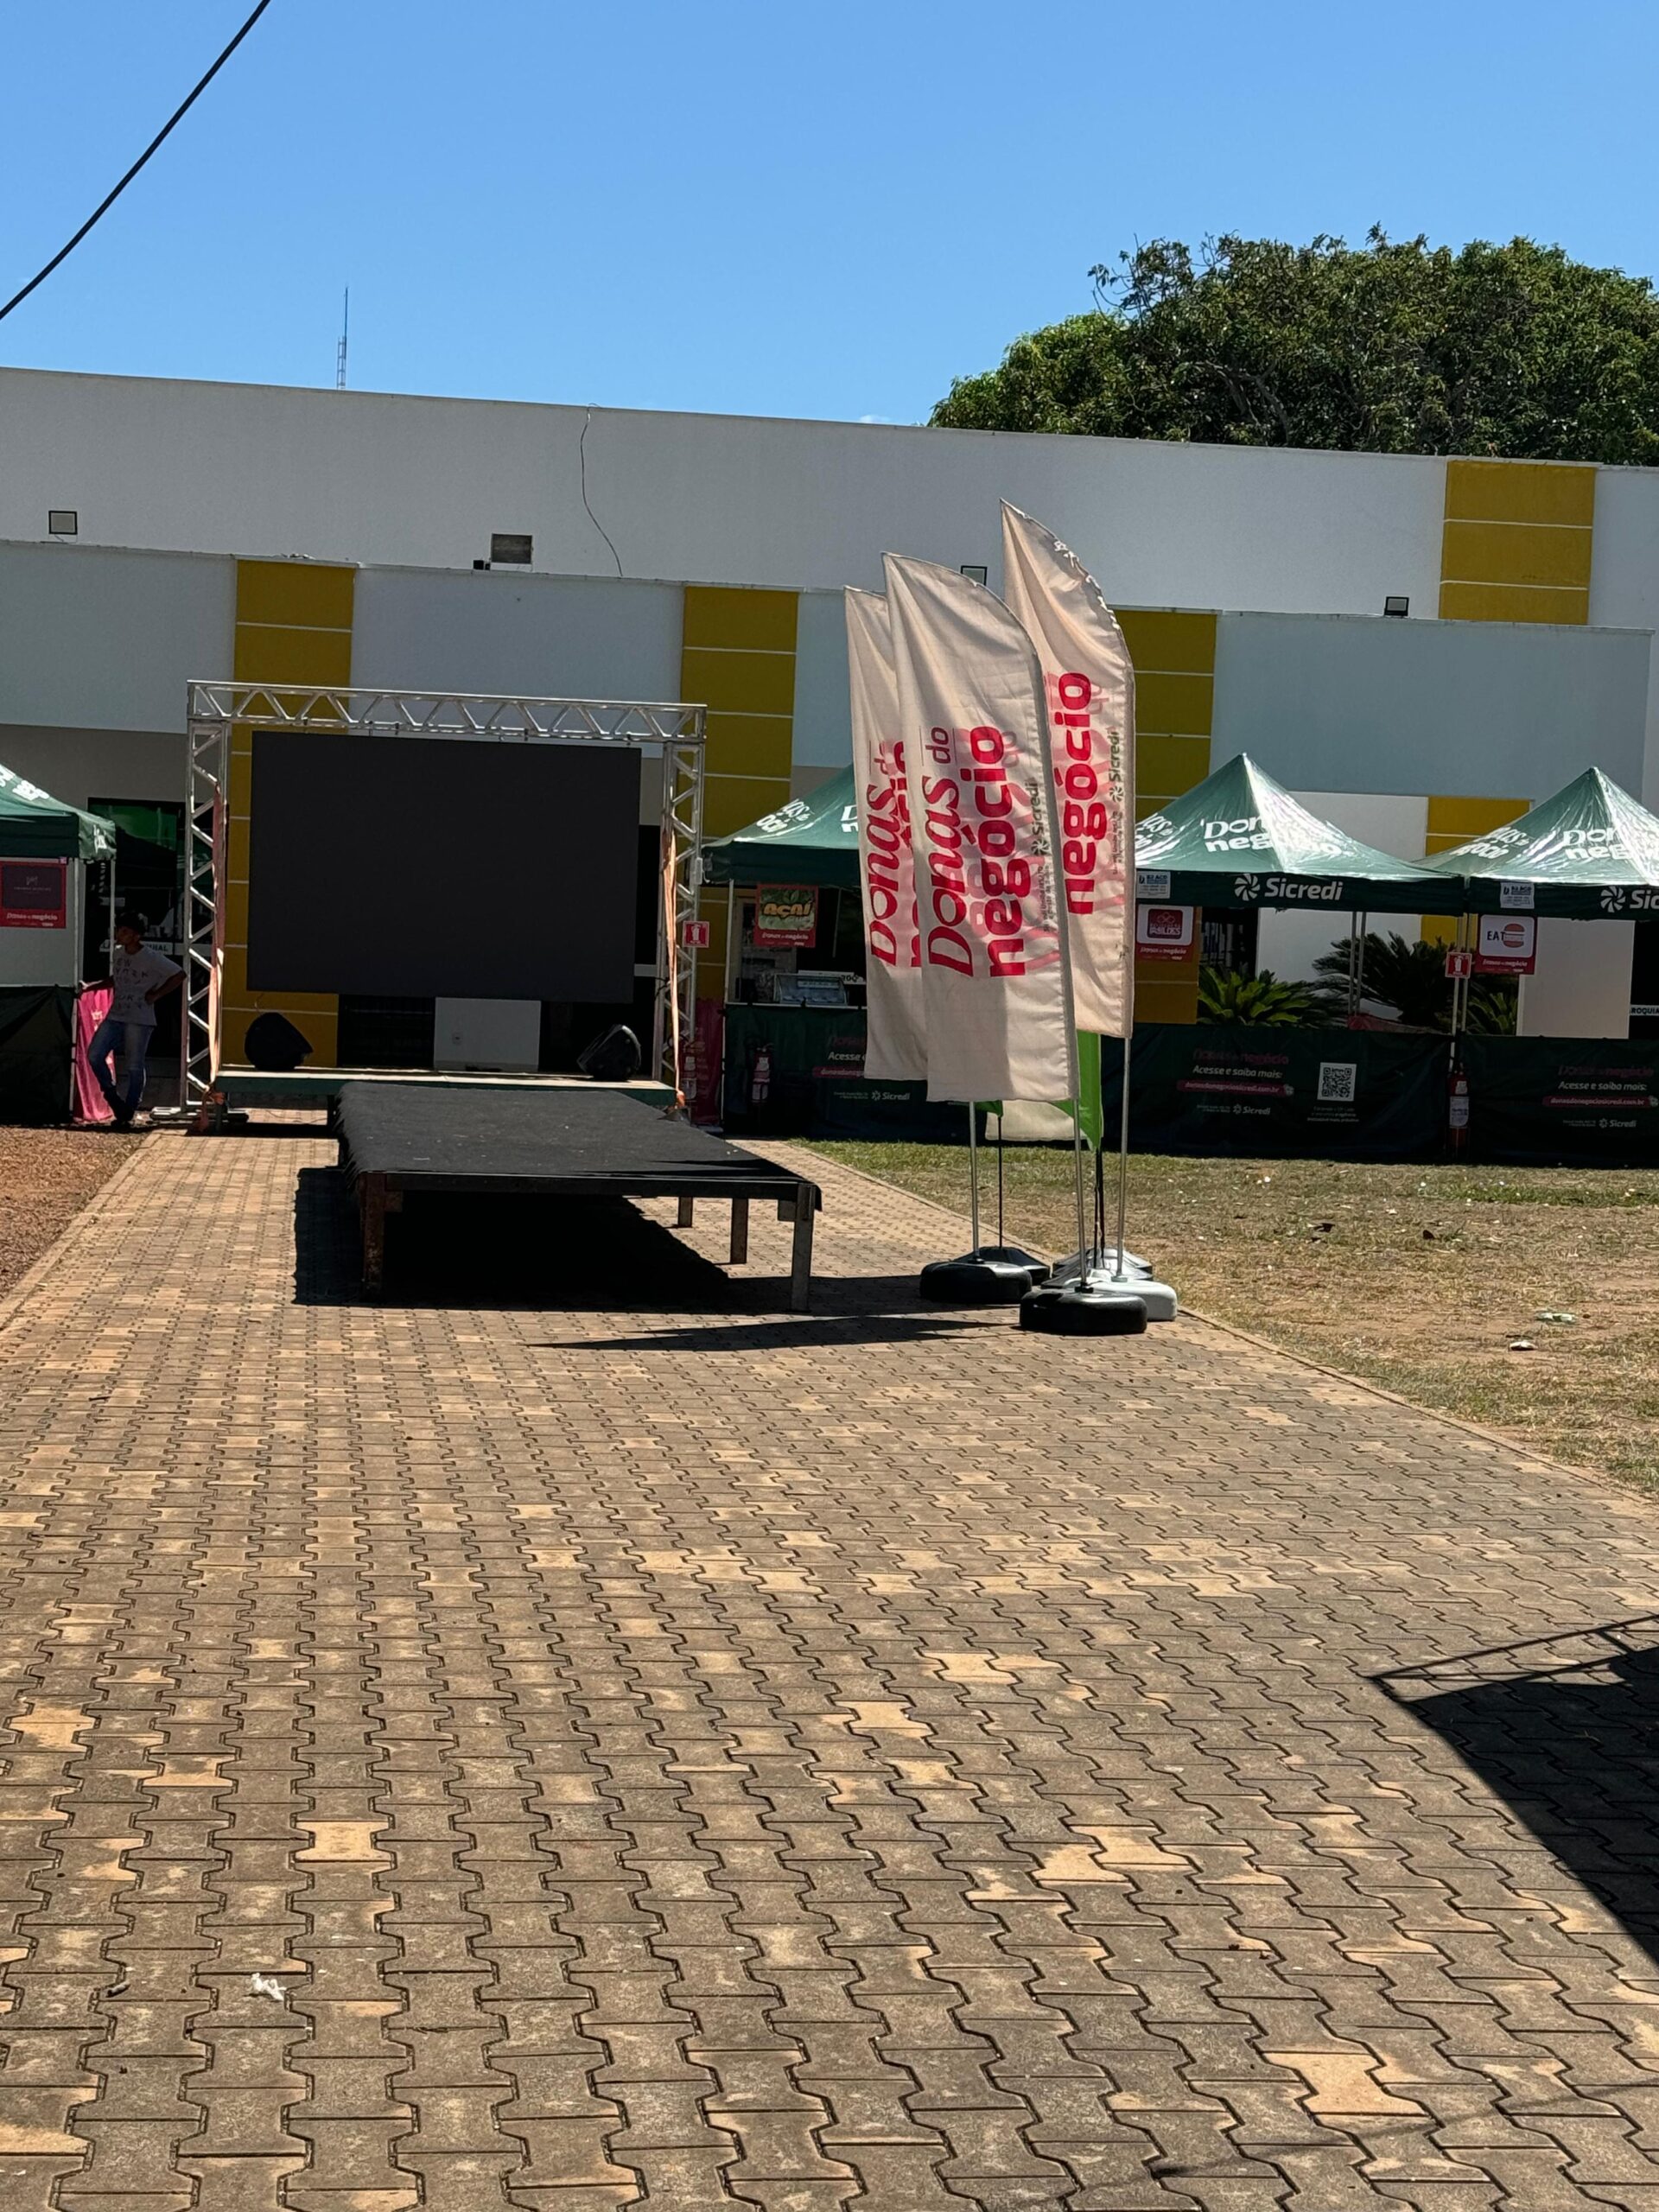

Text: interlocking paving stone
xmin=1 ymin=1122 xmax=1658 ymax=2205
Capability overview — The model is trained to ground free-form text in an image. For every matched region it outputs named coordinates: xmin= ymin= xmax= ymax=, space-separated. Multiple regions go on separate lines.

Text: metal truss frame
xmin=181 ymin=681 xmax=705 ymax=1110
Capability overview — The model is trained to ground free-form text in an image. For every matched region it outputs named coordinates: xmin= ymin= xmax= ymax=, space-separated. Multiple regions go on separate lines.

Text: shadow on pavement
xmin=292 ymin=1166 xmax=949 ymax=1333
xmin=1377 ymin=1615 xmax=1659 ymax=1964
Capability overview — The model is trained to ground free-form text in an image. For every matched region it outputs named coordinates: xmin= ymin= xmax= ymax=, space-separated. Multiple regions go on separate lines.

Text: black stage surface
xmin=334 ymin=1081 xmax=821 ymax=1308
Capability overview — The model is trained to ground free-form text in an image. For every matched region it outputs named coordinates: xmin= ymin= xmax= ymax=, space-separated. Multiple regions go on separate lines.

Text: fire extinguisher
xmin=750 ymin=1042 xmax=772 ymax=1110
xmin=1448 ymin=1062 xmax=1470 ymax=1151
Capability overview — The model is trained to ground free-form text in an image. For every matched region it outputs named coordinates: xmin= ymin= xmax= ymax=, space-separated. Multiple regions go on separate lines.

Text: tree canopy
xmin=930 ymin=232 xmax=1659 ymax=463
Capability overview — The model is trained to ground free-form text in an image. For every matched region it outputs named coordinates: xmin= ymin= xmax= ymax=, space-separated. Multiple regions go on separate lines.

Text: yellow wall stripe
xmin=222 ymin=560 xmax=356 ymax=1067
xmin=1420 ymin=791 xmax=1529 ymax=944
xmin=1120 ymin=607 xmax=1217 ymax=1024
xmin=682 ymin=585 xmax=799 ymax=998
xmin=1440 ymin=460 xmax=1595 ymax=625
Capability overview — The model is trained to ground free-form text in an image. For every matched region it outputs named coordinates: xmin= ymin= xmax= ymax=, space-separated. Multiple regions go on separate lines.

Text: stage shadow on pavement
xmin=526 ymin=1308 xmax=992 ymax=1354
xmin=1378 ymin=1615 xmax=1659 ymax=1967
xmin=292 ymin=1165 xmax=948 ymax=1330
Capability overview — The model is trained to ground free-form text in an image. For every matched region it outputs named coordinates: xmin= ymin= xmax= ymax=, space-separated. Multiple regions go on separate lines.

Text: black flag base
xmin=918 ymin=1253 xmax=1038 ymax=1305
xmin=980 ymin=1243 xmax=1051 ymax=1282
xmin=1020 ymin=1281 xmax=1149 ymax=1336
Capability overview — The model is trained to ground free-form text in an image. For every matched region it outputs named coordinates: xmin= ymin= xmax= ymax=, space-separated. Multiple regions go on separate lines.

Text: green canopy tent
xmin=0 ymin=764 xmax=116 ymax=861
xmin=701 ymin=767 xmax=860 ymax=892
xmin=1422 ymin=766 xmax=1659 ymax=918
xmin=1133 ymin=753 xmax=1445 ymax=913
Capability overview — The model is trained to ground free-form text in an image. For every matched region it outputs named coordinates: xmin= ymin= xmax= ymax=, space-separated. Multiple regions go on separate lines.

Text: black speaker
xmin=244 ymin=1011 xmax=312 ymax=1071
xmin=577 ymin=1023 xmax=643 ymax=1082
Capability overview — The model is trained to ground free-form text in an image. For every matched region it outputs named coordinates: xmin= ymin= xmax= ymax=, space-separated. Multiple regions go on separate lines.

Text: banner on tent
xmin=884 ymin=556 xmax=1072 ymax=1105
xmin=1135 ymin=903 xmax=1195 ymax=961
xmin=754 ymin=887 xmax=817 ymax=948
xmin=1001 ymin=505 xmax=1135 ymax=1040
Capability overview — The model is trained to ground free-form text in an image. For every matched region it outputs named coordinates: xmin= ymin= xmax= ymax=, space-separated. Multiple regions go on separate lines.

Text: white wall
xmin=352 ymin=568 xmax=683 ymax=701
xmin=1587 ymin=470 xmax=1659 ymax=804
xmin=1213 ymin=610 xmax=1651 ymax=799
xmin=0 ymin=366 xmax=1448 ymax=613
xmin=0 ymin=726 xmax=186 ymax=811
xmin=1518 ymin=918 xmax=1634 ymax=1039
xmin=791 ymin=590 xmax=853 ymax=768
xmin=0 ymin=543 xmax=232 ymax=734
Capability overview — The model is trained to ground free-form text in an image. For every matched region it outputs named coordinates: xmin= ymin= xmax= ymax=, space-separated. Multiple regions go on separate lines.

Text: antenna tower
xmin=335 ymin=288 xmax=349 ymax=389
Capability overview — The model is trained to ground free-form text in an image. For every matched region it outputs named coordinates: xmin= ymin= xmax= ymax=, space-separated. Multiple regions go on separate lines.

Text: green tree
xmin=931 ymin=232 xmax=1659 ymax=462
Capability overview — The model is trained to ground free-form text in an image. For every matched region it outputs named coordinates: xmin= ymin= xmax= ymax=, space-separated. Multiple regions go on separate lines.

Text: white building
xmin=2 ymin=365 xmax=1654 ymax=1053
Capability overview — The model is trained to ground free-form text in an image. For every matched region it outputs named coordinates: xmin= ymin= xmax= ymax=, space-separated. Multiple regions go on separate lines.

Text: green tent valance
xmin=1423 ymin=766 xmax=1659 ymax=918
xmin=0 ymin=763 xmax=116 ymax=861
xmin=701 ymin=766 xmax=860 ymax=891
xmin=1133 ymin=753 xmax=1445 ymax=914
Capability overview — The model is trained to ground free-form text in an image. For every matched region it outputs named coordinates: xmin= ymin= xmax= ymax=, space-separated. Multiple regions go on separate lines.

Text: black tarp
xmin=1462 ymin=1036 xmax=1659 ymax=1164
xmin=0 ymin=987 xmax=73 ymax=1125
xmin=1101 ymin=1025 xmax=1451 ymax=1160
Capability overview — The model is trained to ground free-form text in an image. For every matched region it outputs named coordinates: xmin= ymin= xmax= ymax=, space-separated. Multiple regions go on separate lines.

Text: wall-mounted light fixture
xmin=1383 ymin=594 xmax=1409 ymax=618
xmin=960 ymin=563 xmax=988 ymax=586
xmin=48 ymin=510 xmax=78 ymax=537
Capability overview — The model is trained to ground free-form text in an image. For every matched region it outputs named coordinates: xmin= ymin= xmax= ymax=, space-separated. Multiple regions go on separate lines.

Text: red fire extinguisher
xmin=750 ymin=1042 xmax=772 ymax=1110
xmin=1448 ymin=1063 xmax=1469 ymax=1151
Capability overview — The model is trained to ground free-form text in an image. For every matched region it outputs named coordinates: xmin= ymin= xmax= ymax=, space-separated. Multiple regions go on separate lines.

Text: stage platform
xmin=214 ymin=1065 xmax=675 ymax=1112
xmin=334 ymin=1081 xmax=821 ymax=1310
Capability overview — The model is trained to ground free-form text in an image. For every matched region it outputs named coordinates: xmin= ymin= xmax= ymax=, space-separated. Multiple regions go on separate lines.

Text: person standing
xmin=87 ymin=916 xmax=182 ymax=1126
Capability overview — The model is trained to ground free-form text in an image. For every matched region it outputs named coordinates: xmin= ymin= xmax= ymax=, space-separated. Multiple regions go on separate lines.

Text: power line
xmin=0 ymin=0 xmax=275 ymax=327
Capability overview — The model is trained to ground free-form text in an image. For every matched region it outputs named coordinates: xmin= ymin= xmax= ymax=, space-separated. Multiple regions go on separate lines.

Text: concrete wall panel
xmin=0 ymin=543 xmax=232 ymax=734
xmin=351 ymin=568 xmax=683 ymax=702
xmin=1212 ymin=611 xmax=1650 ymax=799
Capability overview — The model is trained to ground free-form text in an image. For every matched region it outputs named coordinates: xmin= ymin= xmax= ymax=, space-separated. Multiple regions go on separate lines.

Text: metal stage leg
xmin=360 ymin=1174 xmax=399 ymax=1293
xmin=729 ymin=1198 xmax=749 ymax=1265
xmin=789 ymin=1185 xmax=815 ymax=1314
xmin=677 ymin=1195 xmax=696 ymax=1228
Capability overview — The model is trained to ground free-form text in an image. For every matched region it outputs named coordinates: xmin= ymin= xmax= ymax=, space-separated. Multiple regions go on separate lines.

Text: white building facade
xmin=2 ymin=365 xmax=1656 ymax=1056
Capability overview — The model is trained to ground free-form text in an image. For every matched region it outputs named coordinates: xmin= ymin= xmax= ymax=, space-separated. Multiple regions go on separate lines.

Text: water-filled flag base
xmin=919 ymin=1255 xmax=1037 ymax=1305
xmin=1020 ymin=1282 xmax=1149 ymax=1335
xmin=1050 ymin=1247 xmax=1152 ymax=1284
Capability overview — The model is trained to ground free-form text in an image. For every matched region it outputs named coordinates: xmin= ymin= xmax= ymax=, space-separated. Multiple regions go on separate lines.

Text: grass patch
xmin=808 ymin=1142 xmax=1659 ymax=1493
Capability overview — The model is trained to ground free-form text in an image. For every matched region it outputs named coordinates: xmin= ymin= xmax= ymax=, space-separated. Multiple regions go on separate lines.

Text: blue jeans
xmin=87 ymin=1015 xmax=153 ymax=1116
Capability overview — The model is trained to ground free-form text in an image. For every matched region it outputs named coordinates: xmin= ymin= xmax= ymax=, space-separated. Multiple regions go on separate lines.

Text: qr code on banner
xmin=1318 ymin=1060 xmax=1357 ymax=1104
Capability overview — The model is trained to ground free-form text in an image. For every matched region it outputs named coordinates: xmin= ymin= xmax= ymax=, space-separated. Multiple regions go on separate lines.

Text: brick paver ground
xmin=1 ymin=1122 xmax=1658 ymax=2210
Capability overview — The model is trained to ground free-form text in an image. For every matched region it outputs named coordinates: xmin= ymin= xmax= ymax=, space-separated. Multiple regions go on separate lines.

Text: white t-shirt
xmin=111 ymin=945 xmax=181 ymax=1028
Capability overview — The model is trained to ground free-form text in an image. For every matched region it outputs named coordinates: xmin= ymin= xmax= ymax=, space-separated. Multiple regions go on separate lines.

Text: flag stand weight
xmin=918 ymin=1107 xmax=1049 ymax=1304
xmin=1020 ymin=1033 xmax=1153 ymax=1336
xmin=1042 ymin=1036 xmax=1179 ymax=1321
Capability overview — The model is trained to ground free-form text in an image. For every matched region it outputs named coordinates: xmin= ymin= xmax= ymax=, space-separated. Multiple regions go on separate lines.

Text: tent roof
xmin=0 ymin=764 xmax=115 ymax=861
xmin=1134 ymin=753 xmax=1443 ymax=912
xmin=701 ymin=766 xmax=860 ymax=890
xmin=1423 ymin=766 xmax=1659 ymax=916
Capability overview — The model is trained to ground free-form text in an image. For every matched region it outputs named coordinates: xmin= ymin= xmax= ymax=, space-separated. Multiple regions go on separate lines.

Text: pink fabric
xmin=73 ymin=986 xmax=114 ymax=1126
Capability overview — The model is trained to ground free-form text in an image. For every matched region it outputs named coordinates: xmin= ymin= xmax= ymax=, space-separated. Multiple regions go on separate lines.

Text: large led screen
xmin=246 ymin=730 xmax=641 ymax=1001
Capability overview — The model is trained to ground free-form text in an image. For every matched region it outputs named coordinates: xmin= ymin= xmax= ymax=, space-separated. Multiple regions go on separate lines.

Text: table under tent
xmin=0 ymin=766 xmax=117 ymax=1124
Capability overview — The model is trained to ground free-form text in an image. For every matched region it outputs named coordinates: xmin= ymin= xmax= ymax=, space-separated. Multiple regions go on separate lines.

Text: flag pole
xmin=967 ymin=1103 xmax=981 ymax=1257
xmin=1112 ymin=1032 xmax=1131 ymax=1282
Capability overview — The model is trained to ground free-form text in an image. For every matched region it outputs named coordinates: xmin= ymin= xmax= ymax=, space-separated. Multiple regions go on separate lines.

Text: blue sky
xmin=3 ymin=1 xmax=1657 ymax=425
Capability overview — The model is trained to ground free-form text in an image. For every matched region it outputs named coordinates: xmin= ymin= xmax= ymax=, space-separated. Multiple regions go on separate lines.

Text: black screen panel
xmin=246 ymin=731 xmax=640 ymax=1001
